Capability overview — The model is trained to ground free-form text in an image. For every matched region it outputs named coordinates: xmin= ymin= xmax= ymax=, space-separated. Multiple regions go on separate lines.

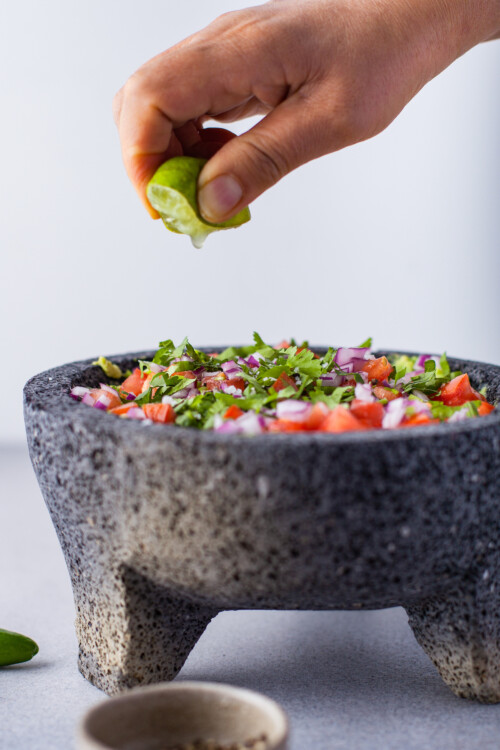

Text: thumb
xmin=197 ymin=90 xmax=335 ymax=223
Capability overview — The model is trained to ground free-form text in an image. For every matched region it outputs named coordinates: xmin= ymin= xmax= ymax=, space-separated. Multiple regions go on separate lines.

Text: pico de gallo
xmin=70 ymin=335 xmax=495 ymax=434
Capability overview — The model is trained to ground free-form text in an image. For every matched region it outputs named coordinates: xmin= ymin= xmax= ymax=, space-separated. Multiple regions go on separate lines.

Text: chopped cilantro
xmin=80 ymin=335 xmax=493 ymax=431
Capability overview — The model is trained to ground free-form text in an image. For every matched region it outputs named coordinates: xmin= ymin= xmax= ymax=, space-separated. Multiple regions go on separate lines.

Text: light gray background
xmin=1 ymin=0 xmax=500 ymax=444
xmin=1 ymin=4 xmax=500 ymax=748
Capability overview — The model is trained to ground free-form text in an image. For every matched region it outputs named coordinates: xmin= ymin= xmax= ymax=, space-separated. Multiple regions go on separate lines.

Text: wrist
xmin=394 ymin=0 xmax=500 ymax=88
xmin=447 ymin=0 xmax=500 ymax=48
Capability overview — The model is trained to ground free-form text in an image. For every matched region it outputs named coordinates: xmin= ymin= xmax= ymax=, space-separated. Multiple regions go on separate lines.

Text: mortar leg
xmin=406 ymin=568 xmax=500 ymax=703
xmin=75 ymin=565 xmax=219 ymax=695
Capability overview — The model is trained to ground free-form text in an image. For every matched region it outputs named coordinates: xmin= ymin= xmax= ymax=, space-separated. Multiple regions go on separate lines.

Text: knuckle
xmin=243 ymin=134 xmax=289 ymax=186
xmin=122 ymin=71 xmax=145 ymax=99
xmin=212 ymin=7 xmax=256 ymax=30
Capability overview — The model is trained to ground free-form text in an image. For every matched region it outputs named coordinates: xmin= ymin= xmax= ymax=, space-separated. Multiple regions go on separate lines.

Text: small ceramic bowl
xmin=76 ymin=682 xmax=288 ymax=750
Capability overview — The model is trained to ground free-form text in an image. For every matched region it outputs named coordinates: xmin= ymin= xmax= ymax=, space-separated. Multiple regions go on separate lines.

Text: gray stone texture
xmin=24 ymin=350 xmax=500 ymax=699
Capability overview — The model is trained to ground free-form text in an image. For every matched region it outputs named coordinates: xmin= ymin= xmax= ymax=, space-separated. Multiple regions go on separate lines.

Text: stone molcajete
xmin=24 ymin=350 xmax=500 ymax=701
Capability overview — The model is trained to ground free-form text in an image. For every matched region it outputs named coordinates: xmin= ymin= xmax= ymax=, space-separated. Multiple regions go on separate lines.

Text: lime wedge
xmin=146 ymin=156 xmax=251 ymax=248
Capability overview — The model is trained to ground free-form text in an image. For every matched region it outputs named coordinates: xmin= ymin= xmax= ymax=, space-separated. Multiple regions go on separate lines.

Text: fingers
xmin=198 ymin=86 xmax=339 ymax=223
xmin=113 ymin=8 xmax=280 ymax=216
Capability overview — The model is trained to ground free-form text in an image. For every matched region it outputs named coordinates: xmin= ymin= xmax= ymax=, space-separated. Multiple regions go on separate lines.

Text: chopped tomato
xmin=304 ymin=402 xmax=329 ymax=430
xmin=109 ymin=402 xmax=140 ymax=416
xmin=224 ymin=405 xmax=244 ymax=420
xmin=138 ymin=372 xmax=162 ymax=398
xmin=202 ymin=373 xmax=227 ymax=391
xmin=362 ymin=356 xmax=393 ymax=383
xmin=320 ymin=406 xmax=366 ymax=433
xmin=438 ymin=374 xmax=481 ymax=406
xmin=268 ymin=419 xmax=306 ymax=432
xmin=142 ymin=403 xmax=176 ymax=423
xmin=120 ymin=368 xmax=148 ymax=397
xmin=350 ymin=400 xmax=384 ymax=428
xmin=89 ymin=388 xmax=122 ymax=410
xmin=225 ymin=377 xmax=246 ymax=392
xmin=170 ymin=369 xmax=197 ymax=380
xmin=402 ymin=413 xmax=440 ymax=427
xmin=272 ymin=372 xmax=298 ymax=393
xmin=373 ymin=386 xmax=401 ymax=402
xmin=479 ymin=401 xmax=495 ymax=417
xmin=140 ymin=372 xmax=153 ymax=392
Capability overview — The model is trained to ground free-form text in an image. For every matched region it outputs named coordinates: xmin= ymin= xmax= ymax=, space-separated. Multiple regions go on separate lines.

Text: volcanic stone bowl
xmin=24 ymin=350 xmax=500 ymax=701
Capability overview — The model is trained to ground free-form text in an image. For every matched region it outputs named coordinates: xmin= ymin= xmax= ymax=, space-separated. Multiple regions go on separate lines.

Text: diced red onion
xmin=172 ymin=389 xmax=190 ymax=399
xmin=261 ymin=407 xmax=277 ymax=418
xmin=215 ymin=419 xmax=243 ymax=434
xmin=161 ymin=395 xmax=176 ymax=405
xmin=276 ymin=400 xmax=312 ymax=422
xmin=173 ymin=387 xmax=200 ymax=399
xmin=354 ymin=383 xmax=374 ymax=403
xmin=237 ymin=411 xmax=266 ymax=435
xmin=408 ymin=399 xmax=431 ymax=415
xmin=82 ymin=392 xmax=95 ymax=407
xmin=215 ymin=410 xmax=265 ymax=435
xmin=171 ymin=356 xmax=193 ymax=363
xmin=221 ymin=382 xmax=243 ymax=396
xmin=412 ymin=390 xmax=429 ymax=402
xmin=213 ymin=414 xmax=224 ymax=430
xmin=70 ymin=386 xmax=90 ymax=399
xmin=415 ymin=354 xmax=431 ymax=371
xmin=246 ymin=355 xmax=261 ymax=368
xmin=148 ymin=363 xmax=167 ymax=374
xmin=382 ymin=398 xmax=409 ymax=429
xmin=400 ymin=372 xmax=417 ymax=385
xmin=335 ymin=347 xmax=370 ymax=367
xmin=93 ymin=399 xmax=109 ymax=411
xmin=126 ymin=392 xmax=136 ymax=401
xmin=99 ymin=383 xmax=119 ymax=398
xmin=351 ymin=358 xmax=369 ymax=373
xmin=320 ymin=373 xmax=343 ymax=387
xmin=448 ymin=408 xmax=469 ymax=423
xmin=127 ymin=407 xmax=146 ymax=420
xmin=221 ymin=360 xmax=242 ymax=376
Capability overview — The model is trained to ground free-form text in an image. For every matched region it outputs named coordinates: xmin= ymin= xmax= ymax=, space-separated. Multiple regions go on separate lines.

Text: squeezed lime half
xmin=147 ymin=156 xmax=251 ymax=248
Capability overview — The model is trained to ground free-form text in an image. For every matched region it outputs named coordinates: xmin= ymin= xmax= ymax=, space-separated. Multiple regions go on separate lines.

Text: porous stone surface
xmin=24 ymin=350 xmax=500 ymax=699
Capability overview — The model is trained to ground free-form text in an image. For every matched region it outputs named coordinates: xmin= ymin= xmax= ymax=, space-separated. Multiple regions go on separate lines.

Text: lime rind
xmin=147 ymin=156 xmax=250 ymax=249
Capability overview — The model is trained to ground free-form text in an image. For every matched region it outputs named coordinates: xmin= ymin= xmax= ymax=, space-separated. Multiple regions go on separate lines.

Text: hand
xmin=113 ymin=0 xmax=500 ymax=222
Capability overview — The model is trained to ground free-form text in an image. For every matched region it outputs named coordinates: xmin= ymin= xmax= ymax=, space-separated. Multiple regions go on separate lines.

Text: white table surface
xmin=2 ymin=444 xmax=500 ymax=750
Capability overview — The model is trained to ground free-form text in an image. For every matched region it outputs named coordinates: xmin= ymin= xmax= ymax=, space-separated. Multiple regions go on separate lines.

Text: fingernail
xmin=198 ymin=175 xmax=243 ymax=222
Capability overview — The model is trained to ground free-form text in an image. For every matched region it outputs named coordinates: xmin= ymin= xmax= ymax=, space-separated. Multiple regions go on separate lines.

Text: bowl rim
xmin=24 ymin=347 xmax=500 ymax=447
xmin=77 ymin=680 xmax=289 ymax=750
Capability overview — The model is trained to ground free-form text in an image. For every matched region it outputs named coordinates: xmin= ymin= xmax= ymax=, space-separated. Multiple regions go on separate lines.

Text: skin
xmin=113 ymin=0 xmax=500 ymax=223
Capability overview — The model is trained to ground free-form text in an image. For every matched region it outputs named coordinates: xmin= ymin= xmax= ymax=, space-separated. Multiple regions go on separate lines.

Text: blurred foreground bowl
xmin=76 ymin=681 xmax=288 ymax=750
